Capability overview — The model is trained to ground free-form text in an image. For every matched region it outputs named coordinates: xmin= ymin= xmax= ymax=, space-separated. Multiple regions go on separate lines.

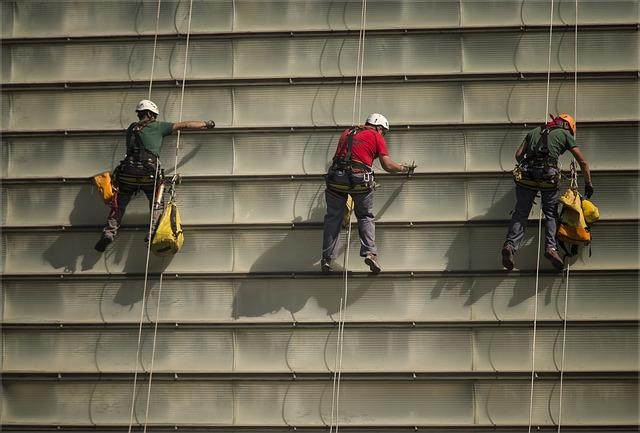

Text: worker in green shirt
xmin=95 ymin=99 xmax=215 ymax=252
xmin=502 ymin=113 xmax=593 ymax=271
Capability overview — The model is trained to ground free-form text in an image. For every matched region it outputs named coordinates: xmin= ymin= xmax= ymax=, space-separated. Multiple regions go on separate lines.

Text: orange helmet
xmin=558 ymin=113 xmax=576 ymax=136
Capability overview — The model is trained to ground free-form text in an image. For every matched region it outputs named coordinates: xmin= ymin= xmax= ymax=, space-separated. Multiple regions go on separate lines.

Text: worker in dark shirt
xmin=321 ymin=113 xmax=416 ymax=273
xmin=95 ymin=99 xmax=215 ymax=252
xmin=502 ymin=113 xmax=593 ymax=271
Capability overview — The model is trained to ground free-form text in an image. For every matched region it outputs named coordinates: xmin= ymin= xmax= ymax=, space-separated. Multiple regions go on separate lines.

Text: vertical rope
xmin=127 ymin=163 xmax=161 ymax=433
xmin=331 ymin=1 xmax=367 ymax=430
xmin=173 ymin=0 xmax=195 ymax=175
xmin=148 ymin=0 xmax=162 ymax=99
xmin=529 ymin=1 xmax=555 ymax=431
xmin=142 ymin=272 xmax=164 ymax=433
xmin=557 ymin=3 xmax=578 ymax=431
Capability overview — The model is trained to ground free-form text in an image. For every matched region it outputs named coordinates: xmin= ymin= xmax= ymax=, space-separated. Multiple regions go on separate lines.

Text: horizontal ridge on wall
xmin=2 ymin=79 xmax=637 ymax=131
xmin=3 ymin=0 xmax=638 ymax=39
xmin=3 ymin=30 xmax=637 ymax=85
xmin=2 ymin=174 xmax=637 ymax=227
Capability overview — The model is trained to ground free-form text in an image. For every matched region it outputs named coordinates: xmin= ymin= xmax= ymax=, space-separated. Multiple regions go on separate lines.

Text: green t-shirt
xmin=524 ymin=126 xmax=576 ymax=160
xmin=126 ymin=120 xmax=174 ymax=157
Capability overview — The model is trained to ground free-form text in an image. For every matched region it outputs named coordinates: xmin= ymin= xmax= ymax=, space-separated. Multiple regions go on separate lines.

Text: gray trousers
xmin=505 ymin=184 xmax=560 ymax=251
xmin=322 ymin=189 xmax=376 ymax=259
xmin=102 ymin=182 xmax=164 ymax=240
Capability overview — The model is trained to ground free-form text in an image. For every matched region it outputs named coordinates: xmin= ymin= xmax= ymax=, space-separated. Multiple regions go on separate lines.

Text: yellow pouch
xmin=93 ymin=171 xmax=115 ymax=203
xmin=581 ymin=198 xmax=600 ymax=225
xmin=557 ymin=223 xmax=591 ymax=245
xmin=559 ymin=188 xmax=587 ymax=228
xmin=151 ymin=200 xmax=184 ymax=256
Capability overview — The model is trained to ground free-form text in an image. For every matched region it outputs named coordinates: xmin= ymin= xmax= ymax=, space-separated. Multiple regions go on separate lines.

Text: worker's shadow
xmin=232 ymin=191 xmax=372 ymax=320
xmin=42 ymin=183 xmax=106 ymax=273
xmin=432 ymin=181 xmax=557 ymax=308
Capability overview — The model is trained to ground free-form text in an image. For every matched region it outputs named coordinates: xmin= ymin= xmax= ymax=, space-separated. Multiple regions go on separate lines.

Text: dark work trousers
xmin=505 ymin=185 xmax=560 ymax=251
xmin=102 ymin=181 xmax=164 ymax=241
xmin=322 ymin=188 xmax=376 ymax=260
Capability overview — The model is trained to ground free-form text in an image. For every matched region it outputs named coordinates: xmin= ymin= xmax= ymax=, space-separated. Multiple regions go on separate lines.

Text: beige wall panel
xmin=475 ymin=381 xmax=638 ymax=425
xmin=460 ymin=0 xmax=638 ymax=26
xmin=1 ymin=88 xmax=233 ymax=131
xmin=5 ymin=31 xmax=636 ymax=84
xmin=4 ymin=274 xmax=638 ymax=324
xmin=3 ymin=80 xmax=636 ymax=131
xmin=3 ymin=1 xmax=233 ymax=39
xmin=3 ymin=125 xmax=635 ymax=179
xmin=2 ymin=380 xmax=635 ymax=426
xmin=1 ymin=134 xmax=234 ymax=178
xmin=3 ymin=224 xmax=638 ymax=275
xmin=5 ymin=1 xmax=638 ymax=39
xmin=4 ymin=327 xmax=636 ymax=373
xmin=3 ymin=174 xmax=635 ymax=226
xmin=463 ymin=79 xmax=638 ymax=123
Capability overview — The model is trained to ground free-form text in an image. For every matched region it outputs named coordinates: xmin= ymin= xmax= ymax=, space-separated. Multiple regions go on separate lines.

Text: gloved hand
xmin=401 ymin=162 xmax=417 ymax=176
xmin=204 ymin=120 xmax=216 ymax=129
xmin=584 ymin=182 xmax=594 ymax=199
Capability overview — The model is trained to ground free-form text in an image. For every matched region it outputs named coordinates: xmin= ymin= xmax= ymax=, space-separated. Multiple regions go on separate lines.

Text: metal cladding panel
xmin=459 ymin=0 xmax=639 ymax=26
xmin=474 ymin=381 xmax=638 ymax=426
xmin=4 ymin=1 xmax=639 ymax=38
xmin=3 ymin=327 xmax=637 ymax=374
xmin=3 ymin=80 xmax=638 ymax=131
xmin=2 ymin=380 xmax=636 ymax=426
xmin=2 ymin=125 xmax=638 ymax=178
xmin=2 ymin=174 xmax=637 ymax=226
xmin=3 ymin=274 xmax=639 ymax=324
xmin=3 ymin=224 xmax=638 ymax=274
xmin=5 ymin=31 xmax=636 ymax=83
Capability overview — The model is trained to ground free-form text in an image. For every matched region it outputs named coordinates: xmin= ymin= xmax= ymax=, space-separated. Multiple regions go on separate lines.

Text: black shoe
xmin=94 ymin=236 xmax=113 ymax=253
xmin=501 ymin=246 xmax=515 ymax=271
xmin=544 ymin=248 xmax=564 ymax=271
xmin=364 ymin=253 xmax=381 ymax=274
xmin=321 ymin=258 xmax=332 ymax=273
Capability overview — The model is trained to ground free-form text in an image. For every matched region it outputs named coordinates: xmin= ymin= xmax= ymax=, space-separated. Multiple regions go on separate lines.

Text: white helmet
xmin=365 ymin=113 xmax=389 ymax=131
xmin=135 ymin=99 xmax=159 ymax=115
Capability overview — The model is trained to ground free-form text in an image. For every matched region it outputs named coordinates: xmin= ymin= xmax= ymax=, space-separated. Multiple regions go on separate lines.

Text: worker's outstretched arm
xmin=379 ymin=155 xmax=414 ymax=174
xmin=172 ymin=120 xmax=215 ymax=132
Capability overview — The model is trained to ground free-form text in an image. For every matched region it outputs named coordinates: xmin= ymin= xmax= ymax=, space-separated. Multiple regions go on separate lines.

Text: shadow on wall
xmin=431 ymin=183 xmax=557 ymax=308
xmin=232 ymin=191 xmax=374 ymax=319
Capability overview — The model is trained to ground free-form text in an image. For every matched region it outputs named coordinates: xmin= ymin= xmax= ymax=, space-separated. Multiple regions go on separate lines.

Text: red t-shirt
xmin=333 ymin=126 xmax=389 ymax=168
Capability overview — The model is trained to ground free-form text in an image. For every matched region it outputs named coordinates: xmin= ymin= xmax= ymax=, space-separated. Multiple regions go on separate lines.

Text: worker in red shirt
xmin=321 ymin=113 xmax=416 ymax=273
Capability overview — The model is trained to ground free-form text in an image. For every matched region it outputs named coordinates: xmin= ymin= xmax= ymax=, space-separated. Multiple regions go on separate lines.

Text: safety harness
xmin=326 ymin=126 xmax=375 ymax=194
xmin=513 ymin=117 xmax=566 ymax=190
xmin=116 ymin=119 xmax=160 ymax=187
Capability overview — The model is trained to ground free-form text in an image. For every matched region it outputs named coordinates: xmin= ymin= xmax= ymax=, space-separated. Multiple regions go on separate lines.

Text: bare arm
xmin=172 ymin=120 xmax=214 ymax=132
xmin=379 ymin=155 xmax=408 ymax=174
xmin=568 ymin=146 xmax=591 ymax=184
xmin=515 ymin=138 xmax=527 ymax=162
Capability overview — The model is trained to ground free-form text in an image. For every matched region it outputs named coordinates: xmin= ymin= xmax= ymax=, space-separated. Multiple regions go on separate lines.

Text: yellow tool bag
xmin=342 ymin=194 xmax=354 ymax=228
xmin=151 ymin=200 xmax=184 ymax=256
xmin=557 ymin=188 xmax=591 ymax=253
xmin=92 ymin=171 xmax=115 ymax=203
xmin=581 ymin=198 xmax=600 ymax=225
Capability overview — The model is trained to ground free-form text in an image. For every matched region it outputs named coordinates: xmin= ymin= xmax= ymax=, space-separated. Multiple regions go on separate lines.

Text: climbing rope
xmin=330 ymin=1 xmax=367 ymax=431
xmin=557 ymin=2 xmax=579 ymax=430
xmin=127 ymin=1 xmax=194 ymax=431
xmin=528 ymin=0 xmax=556 ymax=431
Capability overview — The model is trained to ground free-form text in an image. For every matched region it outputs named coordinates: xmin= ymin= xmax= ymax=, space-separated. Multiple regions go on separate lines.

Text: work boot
xmin=544 ymin=248 xmax=564 ymax=271
xmin=501 ymin=245 xmax=515 ymax=271
xmin=321 ymin=258 xmax=332 ymax=273
xmin=94 ymin=235 xmax=113 ymax=253
xmin=364 ymin=253 xmax=381 ymax=274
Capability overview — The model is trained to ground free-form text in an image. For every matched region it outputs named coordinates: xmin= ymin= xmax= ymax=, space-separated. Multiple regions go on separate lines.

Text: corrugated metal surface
xmin=3 ymin=31 xmax=637 ymax=83
xmin=2 ymin=79 xmax=638 ymax=131
xmin=3 ymin=1 xmax=638 ymax=38
xmin=2 ymin=0 xmax=638 ymax=430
